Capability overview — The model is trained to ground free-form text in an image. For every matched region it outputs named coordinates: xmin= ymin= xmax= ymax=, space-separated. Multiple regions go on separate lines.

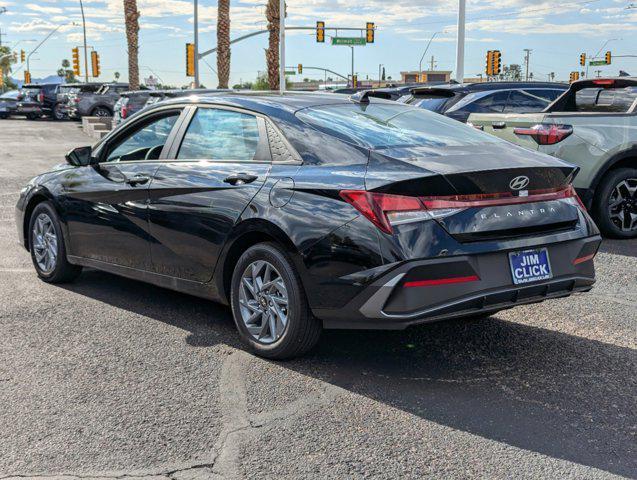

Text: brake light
xmin=121 ymin=105 xmax=129 ymax=119
xmin=592 ymin=79 xmax=614 ymax=86
xmin=513 ymin=124 xmax=572 ymax=145
xmin=74 ymin=97 xmax=80 ymax=103
xmin=38 ymin=92 xmax=44 ymax=103
xmin=340 ymin=186 xmax=585 ymax=234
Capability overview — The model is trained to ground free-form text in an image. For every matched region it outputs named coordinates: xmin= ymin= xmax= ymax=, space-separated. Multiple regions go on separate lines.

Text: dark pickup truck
xmin=67 ymin=82 xmax=130 ymax=118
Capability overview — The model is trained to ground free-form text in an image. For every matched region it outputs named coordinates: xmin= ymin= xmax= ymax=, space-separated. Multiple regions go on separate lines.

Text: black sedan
xmin=15 ymin=92 xmax=601 ymax=359
xmin=0 ymin=89 xmax=19 ymax=119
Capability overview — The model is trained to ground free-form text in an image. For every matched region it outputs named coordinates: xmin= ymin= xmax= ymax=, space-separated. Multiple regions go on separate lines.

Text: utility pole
xmin=193 ymin=0 xmax=200 ymax=88
xmin=378 ymin=63 xmax=383 ymax=87
xmin=78 ymin=0 xmax=89 ymax=82
xmin=429 ymin=55 xmax=436 ymax=71
xmin=523 ymin=48 xmax=532 ymax=81
xmin=279 ymin=0 xmax=285 ymax=93
xmin=418 ymin=31 xmax=440 ymax=78
xmin=349 ymin=46 xmax=354 ymax=87
xmin=454 ymin=0 xmax=466 ymax=82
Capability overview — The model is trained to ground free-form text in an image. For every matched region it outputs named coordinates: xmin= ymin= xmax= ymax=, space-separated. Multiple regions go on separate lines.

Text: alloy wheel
xmin=608 ymin=178 xmax=637 ymax=232
xmin=238 ymin=260 xmax=289 ymax=344
xmin=93 ymin=107 xmax=110 ymax=117
xmin=32 ymin=213 xmax=58 ymax=274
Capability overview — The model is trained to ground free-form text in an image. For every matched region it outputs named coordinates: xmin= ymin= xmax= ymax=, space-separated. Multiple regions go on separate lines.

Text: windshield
xmin=296 ymin=103 xmax=500 ymax=149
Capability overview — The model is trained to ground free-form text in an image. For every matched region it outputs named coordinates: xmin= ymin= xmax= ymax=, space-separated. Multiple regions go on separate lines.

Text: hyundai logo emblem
xmin=509 ymin=176 xmax=530 ymax=190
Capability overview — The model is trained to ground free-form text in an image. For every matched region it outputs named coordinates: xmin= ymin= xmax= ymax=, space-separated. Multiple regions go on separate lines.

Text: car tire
xmin=230 ymin=242 xmax=322 ymax=360
xmin=0 ymin=113 xmax=8 ymax=119
xmin=26 ymin=113 xmax=38 ymax=120
xmin=593 ymin=167 xmax=637 ymax=239
xmin=91 ymin=106 xmax=112 ymax=117
xmin=28 ymin=202 xmax=82 ymax=283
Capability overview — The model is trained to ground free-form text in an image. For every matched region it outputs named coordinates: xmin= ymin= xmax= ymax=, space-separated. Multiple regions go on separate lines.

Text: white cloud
xmin=25 ymin=3 xmax=63 ymax=15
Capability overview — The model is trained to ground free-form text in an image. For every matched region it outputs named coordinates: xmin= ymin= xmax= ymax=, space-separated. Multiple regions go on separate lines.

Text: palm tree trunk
xmin=265 ymin=0 xmax=279 ymax=90
xmin=217 ymin=0 xmax=230 ymax=88
xmin=123 ymin=0 xmax=140 ymax=90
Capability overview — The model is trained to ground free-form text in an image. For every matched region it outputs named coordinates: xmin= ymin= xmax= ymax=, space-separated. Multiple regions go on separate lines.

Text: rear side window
xmin=177 ymin=108 xmax=260 ymax=161
xmin=504 ymin=89 xmax=554 ymax=113
xmin=407 ymin=95 xmax=450 ymax=112
xmin=296 ymin=103 xmax=499 ymax=149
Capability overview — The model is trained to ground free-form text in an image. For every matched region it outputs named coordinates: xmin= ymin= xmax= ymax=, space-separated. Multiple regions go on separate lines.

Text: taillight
xmin=513 ymin=124 xmax=572 ymax=145
xmin=121 ymin=105 xmax=128 ymax=119
xmin=592 ymin=79 xmax=614 ymax=86
xmin=340 ymin=186 xmax=585 ymax=234
xmin=38 ymin=92 xmax=44 ymax=103
xmin=74 ymin=97 xmax=80 ymax=103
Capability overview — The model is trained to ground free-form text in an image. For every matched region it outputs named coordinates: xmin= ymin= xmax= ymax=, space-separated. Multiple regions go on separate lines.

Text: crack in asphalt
xmin=0 ymin=348 xmax=342 ymax=480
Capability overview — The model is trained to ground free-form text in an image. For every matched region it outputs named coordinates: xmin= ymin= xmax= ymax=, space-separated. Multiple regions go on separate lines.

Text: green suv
xmin=468 ymin=78 xmax=637 ymax=238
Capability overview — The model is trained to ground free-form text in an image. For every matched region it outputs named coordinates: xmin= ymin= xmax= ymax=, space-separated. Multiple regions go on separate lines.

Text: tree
xmin=265 ymin=0 xmax=280 ymax=90
xmin=57 ymin=59 xmax=76 ymax=83
xmin=114 ymin=71 xmax=121 ymax=81
xmin=501 ymin=64 xmax=522 ymax=81
xmin=0 ymin=46 xmax=17 ymax=91
xmin=123 ymin=0 xmax=140 ymax=90
xmin=216 ymin=0 xmax=231 ymax=89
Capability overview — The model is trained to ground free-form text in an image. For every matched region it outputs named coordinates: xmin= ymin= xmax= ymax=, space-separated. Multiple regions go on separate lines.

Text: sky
xmin=1 ymin=0 xmax=636 ymax=86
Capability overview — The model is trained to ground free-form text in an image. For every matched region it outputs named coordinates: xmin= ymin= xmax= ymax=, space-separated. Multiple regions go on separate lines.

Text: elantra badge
xmin=509 ymin=176 xmax=530 ymax=190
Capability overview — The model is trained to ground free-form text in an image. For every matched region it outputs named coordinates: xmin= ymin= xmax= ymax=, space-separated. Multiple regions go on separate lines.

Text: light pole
xmin=454 ymin=0 xmax=466 ymax=83
xmin=350 ymin=46 xmax=354 ymax=87
xmin=78 ymin=0 xmax=89 ymax=83
xmin=523 ymin=48 xmax=532 ymax=81
xmin=193 ymin=0 xmax=200 ymax=88
xmin=279 ymin=0 xmax=285 ymax=93
xmin=419 ymin=31 xmax=440 ymax=80
xmin=378 ymin=63 xmax=383 ymax=87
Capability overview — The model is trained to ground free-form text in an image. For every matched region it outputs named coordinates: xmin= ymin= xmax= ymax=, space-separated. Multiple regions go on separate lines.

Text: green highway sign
xmin=589 ymin=60 xmax=608 ymax=66
xmin=285 ymin=70 xmax=296 ymax=75
xmin=331 ymin=37 xmax=366 ymax=46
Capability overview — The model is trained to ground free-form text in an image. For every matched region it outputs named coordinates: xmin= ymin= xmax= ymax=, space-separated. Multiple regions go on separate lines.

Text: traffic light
xmin=20 ymin=50 xmax=25 ymax=63
xmin=316 ymin=21 xmax=325 ymax=43
xmin=186 ymin=43 xmax=195 ymax=77
xmin=492 ymin=50 xmax=501 ymax=75
xmin=569 ymin=71 xmax=580 ymax=83
xmin=297 ymin=64 xmax=303 ymax=74
xmin=366 ymin=22 xmax=375 ymax=43
xmin=352 ymin=75 xmax=358 ymax=87
xmin=72 ymin=47 xmax=80 ymax=76
xmin=580 ymin=53 xmax=586 ymax=67
xmin=91 ymin=51 xmax=100 ymax=77
xmin=485 ymin=50 xmax=494 ymax=76
xmin=605 ymin=51 xmax=612 ymax=65
xmin=24 ymin=70 xmax=31 ymax=84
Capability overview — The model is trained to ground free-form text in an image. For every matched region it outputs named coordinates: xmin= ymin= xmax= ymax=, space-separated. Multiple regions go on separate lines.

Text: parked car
xmin=113 ymin=90 xmax=153 ymax=126
xmin=399 ymin=82 xmax=569 ymax=122
xmin=15 ymin=92 xmax=600 ymax=359
xmin=56 ymin=83 xmax=103 ymax=120
xmin=15 ymin=83 xmax=60 ymax=120
xmin=142 ymin=89 xmax=232 ymax=110
xmin=67 ymin=82 xmax=131 ymax=119
xmin=468 ymin=77 xmax=637 ymax=238
xmin=0 ymin=89 xmax=19 ymax=119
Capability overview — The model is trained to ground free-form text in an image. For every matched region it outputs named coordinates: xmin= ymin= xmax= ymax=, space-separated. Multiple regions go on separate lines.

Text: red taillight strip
xmin=573 ymin=253 xmax=595 ymax=265
xmin=421 ymin=186 xmax=578 ymax=209
xmin=403 ymin=275 xmax=480 ymax=288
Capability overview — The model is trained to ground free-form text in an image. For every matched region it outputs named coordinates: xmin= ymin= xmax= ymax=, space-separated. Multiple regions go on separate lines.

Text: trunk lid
xmin=467 ymin=112 xmax=548 ymax=151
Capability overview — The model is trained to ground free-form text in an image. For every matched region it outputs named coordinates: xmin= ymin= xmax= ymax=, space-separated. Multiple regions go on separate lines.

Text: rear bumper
xmin=315 ymin=235 xmax=600 ymax=330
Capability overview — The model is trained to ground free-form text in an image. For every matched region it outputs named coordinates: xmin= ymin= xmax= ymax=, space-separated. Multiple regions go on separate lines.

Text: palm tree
xmin=265 ymin=0 xmax=279 ymax=90
xmin=216 ymin=0 xmax=231 ymax=88
xmin=123 ymin=0 xmax=140 ymax=90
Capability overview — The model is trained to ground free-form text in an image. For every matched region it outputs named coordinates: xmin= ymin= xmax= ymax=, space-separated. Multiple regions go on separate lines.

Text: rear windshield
xmin=296 ymin=103 xmax=499 ymax=149
xmin=407 ymin=95 xmax=450 ymax=112
xmin=574 ymin=87 xmax=637 ymax=112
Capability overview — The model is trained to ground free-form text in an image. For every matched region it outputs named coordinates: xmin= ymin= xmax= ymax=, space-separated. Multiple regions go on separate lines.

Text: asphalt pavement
xmin=0 ymin=118 xmax=635 ymax=480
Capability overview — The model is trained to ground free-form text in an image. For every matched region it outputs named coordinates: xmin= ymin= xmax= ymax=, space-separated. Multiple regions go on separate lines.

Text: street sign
xmin=285 ymin=70 xmax=296 ymax=75
xmin=331 ymin=37 xmax=366 ymax=46
xmin=589 ymin=60 xmax=607 ymax=66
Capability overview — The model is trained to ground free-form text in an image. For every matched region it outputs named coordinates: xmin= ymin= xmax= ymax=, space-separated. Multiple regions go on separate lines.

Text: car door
xmin=148 ymin=105 xmax=271 ymax=282
xmin=60 ymin=107 xmax=185 ymax=269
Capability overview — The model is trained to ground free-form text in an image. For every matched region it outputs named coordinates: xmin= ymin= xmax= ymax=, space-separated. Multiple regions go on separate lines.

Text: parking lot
xmin=0 ymin=118 xmax=635 ymax=479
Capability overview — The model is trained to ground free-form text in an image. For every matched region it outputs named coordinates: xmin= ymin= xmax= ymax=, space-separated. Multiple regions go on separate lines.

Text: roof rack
xmin=349 ymin=90 xmax=393 ymax=104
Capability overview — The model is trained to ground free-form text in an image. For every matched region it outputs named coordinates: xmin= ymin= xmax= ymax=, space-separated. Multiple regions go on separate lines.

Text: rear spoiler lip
xmin=409 ymin=88 xmax=457 ymax=97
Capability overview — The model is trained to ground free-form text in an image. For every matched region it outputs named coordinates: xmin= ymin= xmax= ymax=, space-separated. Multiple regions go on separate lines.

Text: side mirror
xmin=65 ymin=146 xmax=94 ymax=167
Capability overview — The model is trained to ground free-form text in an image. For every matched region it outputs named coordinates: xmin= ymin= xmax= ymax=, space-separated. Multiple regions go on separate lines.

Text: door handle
xmin=492 ymin=121 xmax=507 ymax=129
xmin=223 ymin=173 xmax=258 ymax=185
xmin=124 ymin=174 xmax=151 ymax=186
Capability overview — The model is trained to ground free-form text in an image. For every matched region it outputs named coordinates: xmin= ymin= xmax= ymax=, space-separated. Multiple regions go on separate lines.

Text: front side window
xmin=105 ymin=113 xmax=179 ymax=162
xmin=177 ymin=108 xmax=260 ymax=161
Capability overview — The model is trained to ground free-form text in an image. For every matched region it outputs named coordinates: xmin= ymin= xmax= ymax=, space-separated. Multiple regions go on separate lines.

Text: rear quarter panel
xmin=467 ymin=112 xmax=547 ymax=151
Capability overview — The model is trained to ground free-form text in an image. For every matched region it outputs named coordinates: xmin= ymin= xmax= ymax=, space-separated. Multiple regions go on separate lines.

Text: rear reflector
xmin=403 ymin=275 xmax=480 ymax=288
xmin=340 ymin=186 xmax=585 ymax=235
xmin=573 ymin=253 xmax=595 ymax=265
xmin=513 ymin=124 xmax=573 ymax=145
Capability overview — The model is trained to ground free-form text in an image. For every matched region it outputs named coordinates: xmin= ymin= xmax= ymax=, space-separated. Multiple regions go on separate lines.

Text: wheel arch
xmin=22 ymin=189 xmax=63 ymax=251
xmin=90 ymin=104 xmax=113 ymax=116
xmin=590 ymin=148 xmax=637 ymax=202
xmin=216 ymin=218 xmax=302 ymax=304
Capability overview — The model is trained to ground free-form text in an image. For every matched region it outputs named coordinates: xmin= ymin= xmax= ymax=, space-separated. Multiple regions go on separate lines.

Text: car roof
xmin=411 ymin=81 xmax=568 ymax=95
xmin=155 ymin=91 xmax=395 ymax=115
